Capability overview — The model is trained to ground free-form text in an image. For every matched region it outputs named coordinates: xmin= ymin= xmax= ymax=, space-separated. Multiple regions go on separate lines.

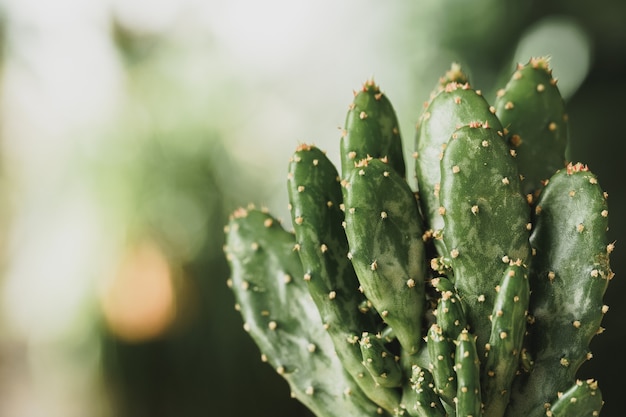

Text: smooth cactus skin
xmin=415 ymin=81 xmax=503 ymax=246
xmin=340 ymin=80 xmax=406 ymax=179
xmin=495 ymin=57 xmax=568 ymax=199
xmin=506 ymin=163 xmax=612 ymax=417
xmin=342 ymin=157 xmax=426 ymax=355
xmin=225 ymin=62 xmax=613 ymax=417
xmin=439 ymin=123 xmax=530 ymax=358
xmin=287 ymin=144 xmax=400 ymax=412
xmin=482 ymin=262 xmax=530 ymax=417
xmin=548 ymin=379 xmax=603 ymax=417
xmin=224 ymin=208 xmax=385 ymax=417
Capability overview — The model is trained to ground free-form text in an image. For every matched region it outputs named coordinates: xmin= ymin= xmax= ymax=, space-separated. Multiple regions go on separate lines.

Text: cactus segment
xmin=415 ymin=81 xmax=503 ymax=246
xmin=427 ymin=323 xmax=457 ymax=405
xmin=482 ymin=262 xmax=530 ymax=417
xmin=495 ymin=57 xmax=568 ymax=198
xmin=359 ymin=332 xmax=403 ymax=388
xmin=454 ymin=330 xmax=482 ymax=417
xmin=548 ymin=379 xmax=603 ymax=417
xmin=433 ymin=276 xmax=468 ymax=339
xmin=401 ymin=365 xmax=447 ymax=417
xmin=224 ymin=208 xmax=386 ymax=417
xmin=287 ymin=144 xmax=376 ymax=332
xmin=287 ymin=144 xmax=400 ymax=411
xmin=340 ymin=80 xmax=406 ymax=180
xmin=507 ymin=163 xmax=612 ymax=417
xmin=439 ymin=124 xmax=530 ymax=357
xmin=342 ymin=157 xmax=426 ymax=355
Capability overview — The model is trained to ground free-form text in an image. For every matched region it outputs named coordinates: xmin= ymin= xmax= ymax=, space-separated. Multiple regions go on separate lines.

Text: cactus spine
xmin=225 ymin=58 xmax=613 ymax=417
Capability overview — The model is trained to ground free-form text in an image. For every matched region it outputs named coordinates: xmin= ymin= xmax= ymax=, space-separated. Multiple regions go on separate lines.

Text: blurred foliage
xmin=95 ymin=125 xmax=308 ymax=415
xmin=94 ymin=21 xmax=313 ymax=417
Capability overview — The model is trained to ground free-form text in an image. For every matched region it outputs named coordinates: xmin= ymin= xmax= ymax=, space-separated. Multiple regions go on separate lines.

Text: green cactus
xmin=342 ymin=157 xmax=426 ymax=356
xmin=427 ymin=323 xmax=457 ymax=405
xmin=224 ymin=208 xmax=387 ymax=417
xmin=506 ymin=162 xmax=611 ymax=417
xmin=225 ymin=57 xmax=613 ymax=417
xmin=432 ymin=276 xmax=467 ymax=340
xmin=495 ymin=57 xmax=569 ymax=201
xmin=341 ymin=80 xmax=406 ymax=179
xmin=287 ymin=143 xmax=401 ymax=412
xmin=401 ymin=365 xmax=447 ymax=417
xmin=439 ymin=123 xmax=531 ymax=358
xmin=360 ymin=331 xmax=404 ymax=388
xmin=482 ymin=262 xmax=530 ymax=417
xmin=547 ymin=379 xmax=603 ymax=417
xmin=454 ymin=329 xmax=482 ymax=417
xmin=415 ymin=76 xmax=503 ymax=255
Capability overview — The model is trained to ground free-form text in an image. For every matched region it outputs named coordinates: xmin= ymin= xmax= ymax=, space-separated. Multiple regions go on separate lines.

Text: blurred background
xmin=0 ymin=0 xmax=623 ymax=416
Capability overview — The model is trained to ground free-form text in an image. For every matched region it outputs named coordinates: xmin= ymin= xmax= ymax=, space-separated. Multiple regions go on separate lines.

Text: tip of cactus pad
xmin=439 ymin=62 xmax=469 ymax=84
xmin=360 ymin=79 xmax=381 ymax=93
xmin=231 ymin=207 xmax=250 ymax=219
xmin=444 ymin=81 xmax=471 ymax=93
xmin=294 ymin=143 xmax=313 ymax=152
xmin=529 ymin=56 xmax=552 ymax=72
xmin=566 ymin=162 xmax=590 ymax=174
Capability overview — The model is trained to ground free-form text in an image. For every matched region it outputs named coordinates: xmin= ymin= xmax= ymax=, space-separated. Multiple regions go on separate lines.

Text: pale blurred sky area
xmin=0 ymin=0 xmax=603 ymax=416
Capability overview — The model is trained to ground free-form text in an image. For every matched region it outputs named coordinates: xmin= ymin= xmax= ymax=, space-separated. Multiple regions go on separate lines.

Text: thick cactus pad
xmin=415 ymin=81 xmax=503 ymax=241
xmin=342 ymin=157 xmax=426 ymax=355
xmin=287 ymin=144 xmax=400 ymax=412
xmin=340 ymin=80 xmax=406 ymax=179
xmin=548 ymin=379 xmax=603 ymax=417
xmin=506 ymin=163 xmax=612 ymax=417
xmin=224 ymin=208 xmax=387 ymax=417
xmin=439 ymin=123 xmax=531 ymax=357
xmin=495 ymin=57 xmax=568 ymax=199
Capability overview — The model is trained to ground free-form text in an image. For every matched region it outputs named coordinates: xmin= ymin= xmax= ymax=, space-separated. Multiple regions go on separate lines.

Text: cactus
xmin=342 ymin=156 xmax=426 ymax=356
xmin=494 ymin=57 xmax=569 ymax=200
xmin=224 ymin=208 xmax=387 ymax=417
xmin=341 ymin=80 xmax=406 ymax=179
xmin=224 ymin=58 xmax=613 ymax=417
xmin=439 ymin=123 xmax=531 ymax=358
xmin=415 ymin=75 xmax=503 ymax=256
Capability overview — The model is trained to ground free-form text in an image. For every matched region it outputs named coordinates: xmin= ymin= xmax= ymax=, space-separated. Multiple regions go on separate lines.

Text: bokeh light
xmin=100 ymin=240 xmax=177 ymax=343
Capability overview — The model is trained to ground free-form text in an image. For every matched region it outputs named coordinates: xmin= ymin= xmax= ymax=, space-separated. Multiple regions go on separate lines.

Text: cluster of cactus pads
xmin=224 ymin=57 xmax=614 ymax=417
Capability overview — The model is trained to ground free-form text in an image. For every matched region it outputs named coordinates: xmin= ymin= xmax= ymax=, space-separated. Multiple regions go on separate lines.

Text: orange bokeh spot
xmin=101 ymin=240 xmax=176 ymax=343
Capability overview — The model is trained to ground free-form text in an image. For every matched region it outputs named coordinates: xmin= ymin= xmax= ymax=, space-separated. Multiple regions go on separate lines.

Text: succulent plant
xmin=224 ymin=57 xmax=613 ymax=417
